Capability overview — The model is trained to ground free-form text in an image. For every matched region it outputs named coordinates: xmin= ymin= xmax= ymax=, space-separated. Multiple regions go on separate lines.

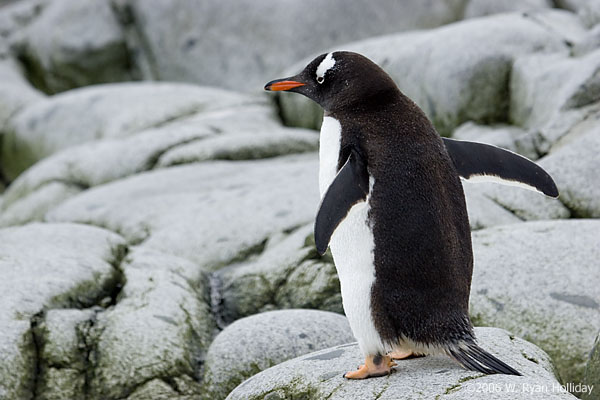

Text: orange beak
xmin=264 ymin=79 xmax=306 ymax=91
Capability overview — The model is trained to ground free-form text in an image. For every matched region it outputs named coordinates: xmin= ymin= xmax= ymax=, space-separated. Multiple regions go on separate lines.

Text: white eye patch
xmin=316 ymin=53 xmax=335 ymax=83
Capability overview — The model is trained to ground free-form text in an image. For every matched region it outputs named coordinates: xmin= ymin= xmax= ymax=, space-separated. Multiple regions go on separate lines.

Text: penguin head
xmin=265 ymin=51 xmax=398 ymax=112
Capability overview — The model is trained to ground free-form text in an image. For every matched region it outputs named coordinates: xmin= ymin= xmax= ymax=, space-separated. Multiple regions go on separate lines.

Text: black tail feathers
xmin=449 ymin=343 xmax=521 ymax=376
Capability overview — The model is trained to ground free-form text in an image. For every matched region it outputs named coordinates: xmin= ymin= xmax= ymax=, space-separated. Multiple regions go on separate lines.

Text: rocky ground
xmin=0 ymin=0 xmax=599 ymax=399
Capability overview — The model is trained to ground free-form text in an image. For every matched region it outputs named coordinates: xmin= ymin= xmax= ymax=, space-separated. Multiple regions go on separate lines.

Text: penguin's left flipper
xmin=315 ymin=148 xmax=369 ymax=256
xmin=442 ymin=138 xmax=559 ymax=198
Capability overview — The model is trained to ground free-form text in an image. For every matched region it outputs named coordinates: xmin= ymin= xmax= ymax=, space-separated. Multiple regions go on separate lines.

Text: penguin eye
xmin=317 ymin=76 xmax=324 ymax=84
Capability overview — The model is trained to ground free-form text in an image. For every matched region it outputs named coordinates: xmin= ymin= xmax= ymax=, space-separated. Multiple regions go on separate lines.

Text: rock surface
xmin=202 ymin=309 xmax=354 ymax=400
xmin=115 ymin=0 xmax=468 ymax=91
xmin=216 ymin=224 xmax=341 ymax=325
xmin=510 ymin=49 xmax=600 ymax=151
xmin=1 ymin=2 xmax=598 ymax=399
xmin=87 ymin=248 xmax=213 ymax=399
xmin=452 ymin=122 xmax=538 ymax=160
xmin=464 ymin=0 xmax=552 ymax=18
xmin=1 ymin=82 xmax=266 ymax=180
xmin=0 ymin=90 xmax=317 ymax=227
xmin=227 ymin=328 xmax=577 ymax=400
xmin=583 ymin=332 xmax=600 ymax=400
xmin=470 ymin=220 xmax=600 ymax=387
xmin=0 ymin=58 xmax=44 ymax=131
xmin=278 ymin=11 xmax=577 ymax=133
xmin=45 ymin=154 xmax=320 ymax=269
xmin=0 ymin=223 xmax=126 ymax=400
xmin=10 ymin=0 xmax=130 ymax=94
xmin=539 ymin=125 xmax=600 ymax=218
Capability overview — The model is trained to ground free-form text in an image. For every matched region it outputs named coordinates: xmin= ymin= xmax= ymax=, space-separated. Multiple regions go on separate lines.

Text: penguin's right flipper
xmin=442 ymin=138 xmax=559 ymax=198
xmin=449 ymin=342 xmax=521 ymax=376
xmin=315 ymin=149 xmax=369 ymax=255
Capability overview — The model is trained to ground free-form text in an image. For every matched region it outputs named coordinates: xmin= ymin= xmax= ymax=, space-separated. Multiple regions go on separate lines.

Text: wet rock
xmin=227 ymin=328 xmax=576 ymax=400
xmin=202 ymin=309 xmax=353 ymax=400
xmin=470 ymin=220 xmax=600 ymax=387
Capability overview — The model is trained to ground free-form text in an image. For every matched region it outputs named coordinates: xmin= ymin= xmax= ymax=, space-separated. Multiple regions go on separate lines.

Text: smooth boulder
xmin=202 ymin=309 xmax=353 ymax=400
xmin=470 ymin=220 xmax=600 ymax=387
xmin=227 ymin=328 xmax=577 ymax=400
xmin=278 ymin=11 xmax=577 ymax=134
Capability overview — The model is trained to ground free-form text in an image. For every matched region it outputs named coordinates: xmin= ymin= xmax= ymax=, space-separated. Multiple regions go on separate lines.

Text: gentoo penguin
xmin=265 ymin=51 xmax=558 ymax=379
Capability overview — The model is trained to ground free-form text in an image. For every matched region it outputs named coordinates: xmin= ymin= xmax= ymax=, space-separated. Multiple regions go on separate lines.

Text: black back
xmin=269 ymin=51 xmax=476 ymax=346
xmin=330 ymin=91 xmax=474 ymax=346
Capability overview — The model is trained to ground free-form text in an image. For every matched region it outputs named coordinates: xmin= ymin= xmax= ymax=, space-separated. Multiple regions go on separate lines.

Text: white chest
xmin=318 ymin=116 xmax=342 ymax=196
xmin=317 ymin=116 xmax=384 ymax=356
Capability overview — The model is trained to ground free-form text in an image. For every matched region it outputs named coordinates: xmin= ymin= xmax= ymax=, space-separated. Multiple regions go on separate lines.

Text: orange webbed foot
xmin=343 ymin=354 xmax=395 ymax=379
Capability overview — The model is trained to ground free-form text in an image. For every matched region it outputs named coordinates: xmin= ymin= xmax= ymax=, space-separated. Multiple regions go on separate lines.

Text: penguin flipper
xmin=442 ymin=138 xmax=559 ymax=198
xmin=315 ymin=149 xmax=369 ymax=255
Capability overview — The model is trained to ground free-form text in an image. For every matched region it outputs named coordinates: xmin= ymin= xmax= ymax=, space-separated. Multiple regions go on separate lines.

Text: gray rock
xmin=1 ymin=82 xmax=262 ymax=180
xmin=452 ymin=122 xmax=538 ymax=160
xmin=217 ymin=225 xmax=341 ymax=325
xmin=87 ymin=247 xmax=210 ymax=399
xmin=279 ymin=11 xmax=574 ymax=133
xmin=0 ymin=181 xmax=81 ymax=227
xmin=462 ymin=182 xmax=523 ymax=230
xmin=227 ymin=327 xmax=576 ymax=400
xmin=0 ymin=0 xmax=45 ymax=58
xmin=470 ymin=220 xmax=600 ymax=387
xmin=0 ymin=59 xmax=44 ymax=185
xmin=539 ymin=126 xmax=600 ymax=217
xmin=0 ymin=223 xmax=126 ymax=400
xmin=573 ymin=24 xmax=600 ymax=56
xmin=555 ymin=0 xmax=600 ymax=27
xmin=126 ymin=380 xmax=180 ymax=400
xmin=116 ymin=0 xmax=468 ymax=92
xmin=46 ymin=154 xmax=320 ymax=270
xmin=36 ymin=308 xmax=95 ymax=400
xmin=10 ymin=0 xmax=130 ymax=94
xmin=464 ymin=0 xmax=552 ymax=18
xmin=0 ymin=58 xmax=44 ymax=131
xmin=0 ymin=100 xmax=317 ymax=227
xmin=517 ymin=7 xmax=588 ymax=44
xmin=464 ymin=182 xmax=570 ymax=222
xmin=125 ymin=375 xmax=200 ymax=400
xmin=583 ymin=332 xmax=599 ymax=400
xmin=202 ymin=309 xmax=354 ymax=400
xmin=510 ymin=49 xmax=600 ymax=151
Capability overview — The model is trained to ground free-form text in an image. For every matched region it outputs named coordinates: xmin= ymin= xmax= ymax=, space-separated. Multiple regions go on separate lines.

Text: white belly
xmin=319 ymin=116 xmax=386 ymax=357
